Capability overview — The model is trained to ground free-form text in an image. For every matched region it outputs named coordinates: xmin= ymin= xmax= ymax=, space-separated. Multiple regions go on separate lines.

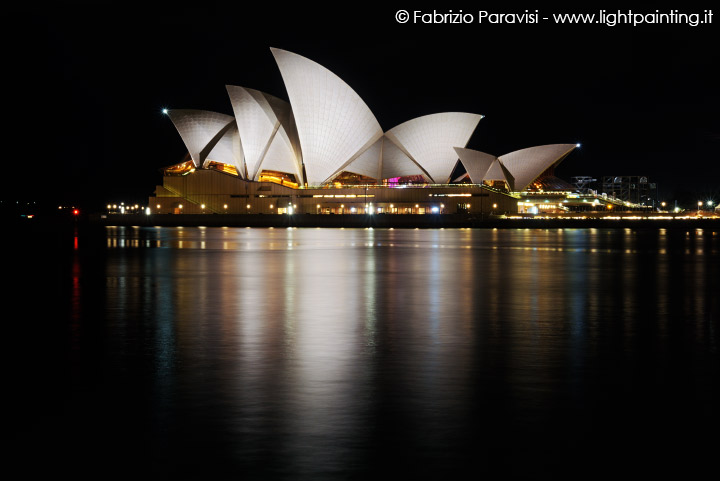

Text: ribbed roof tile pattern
xmin=204 ymin=124 xmax=244 ymax=175
xmin=453 ymin=147 xmax=496 ymax=183
xmin=258 ymin=132 xmax=303 ymax=179
xmin=339 ymin=138 xmax=383 ymax=181
xmin=484 ymin=159 xmax=513 ymax=184
xmin=499 ymin=144 xmax=577 ymax=191
xmin=271 ymin=48 xmax=383 ymax=185
xmin=386 ymin=113 xmax=482 ymax=183
xmin=226 ymin=86 xmax=301 ymax=181
xmin=166 ymin=110 xmax=235 ymax=168
xmin=381 ymin=137 xmax=427 ymax=179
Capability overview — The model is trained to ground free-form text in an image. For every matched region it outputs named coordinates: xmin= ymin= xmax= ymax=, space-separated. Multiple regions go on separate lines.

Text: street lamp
xmin=698 ymin=201 xmax=703 ymax=212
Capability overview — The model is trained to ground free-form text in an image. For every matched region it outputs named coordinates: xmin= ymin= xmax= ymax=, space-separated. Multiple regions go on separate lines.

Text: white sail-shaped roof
xmin=454 ymin=147 xmax=496 ymax=183
xmin=258 ymin=132 xmax=303 ymax=179
xmin=385 ymin=112 xmax=482 ymax=184
xmin=203 ymin=124 xmax=245 ymax=177
xmin=271 ymin=48 xmax=383 ymax=185
xmin=381 ymin=137 xmax=428 ymax=179
xmin=166 ymin=110 xmax=236 ymax=168
xmin=226 ymin=85 xmax=302 ymax=182
xmin=484 ymin=159 xmax=514 ymax=186
xmin=338 ymin=137 xmax=383 ymax=181
xmin=499 ymin=144 xmax=577 ymax=191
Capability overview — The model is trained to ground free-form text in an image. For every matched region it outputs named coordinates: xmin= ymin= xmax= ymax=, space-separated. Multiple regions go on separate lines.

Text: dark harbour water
xmin=9 ymin=224 xmax=720 ymax=479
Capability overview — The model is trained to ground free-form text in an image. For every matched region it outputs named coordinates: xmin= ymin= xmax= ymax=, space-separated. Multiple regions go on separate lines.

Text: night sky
xmin=7 ymin=4 xmax=719 ymax=210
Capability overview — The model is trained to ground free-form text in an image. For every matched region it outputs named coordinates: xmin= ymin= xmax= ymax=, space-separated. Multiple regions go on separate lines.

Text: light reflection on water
xmin=20 ymin=226 xmax=720 ymax=479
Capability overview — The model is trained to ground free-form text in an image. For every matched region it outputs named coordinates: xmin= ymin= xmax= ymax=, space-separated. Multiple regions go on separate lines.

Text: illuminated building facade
xmin=151 ymin=48 xmax=579 ymax=215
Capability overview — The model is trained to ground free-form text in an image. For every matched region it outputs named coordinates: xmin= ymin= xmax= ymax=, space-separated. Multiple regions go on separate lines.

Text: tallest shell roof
xmin=271 ymin=48 xmax=384 ymax=185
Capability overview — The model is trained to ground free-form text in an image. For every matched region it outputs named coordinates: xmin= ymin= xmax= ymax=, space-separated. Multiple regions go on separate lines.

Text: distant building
xmin=601 ymin=176 xmax=657 ymax=207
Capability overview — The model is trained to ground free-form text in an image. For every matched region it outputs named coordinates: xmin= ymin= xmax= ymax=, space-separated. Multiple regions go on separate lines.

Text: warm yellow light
xmin=493 ymin=203 xmax=497 ymax=209
xmin=179 ymin=204 xmax=183 ymax=209
xmin=201 ymin=204 xmax=205 ymax=209
xmin=157 ymin=204 xmax=161 ymax=209
xmin=246 ymin=204 xmax=250 ymax=209
xmin=223 ymin=204 xmax=228 ymax=209
xmin=270 ymin=204 xmax=274 ymax=209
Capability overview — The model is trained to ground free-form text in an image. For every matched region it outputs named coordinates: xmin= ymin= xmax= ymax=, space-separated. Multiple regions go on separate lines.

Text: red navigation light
xmin=73 ymin=209 xmax=80 ymax=216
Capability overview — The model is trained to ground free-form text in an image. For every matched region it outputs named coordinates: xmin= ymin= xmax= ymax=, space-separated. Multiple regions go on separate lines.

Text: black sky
xmin=6 ymin=4 xmax=719 ymax=209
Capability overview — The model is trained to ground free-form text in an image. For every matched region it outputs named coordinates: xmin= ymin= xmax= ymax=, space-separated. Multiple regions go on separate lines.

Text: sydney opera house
xmin=150 ymin=48 xmax=579 ymax=216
